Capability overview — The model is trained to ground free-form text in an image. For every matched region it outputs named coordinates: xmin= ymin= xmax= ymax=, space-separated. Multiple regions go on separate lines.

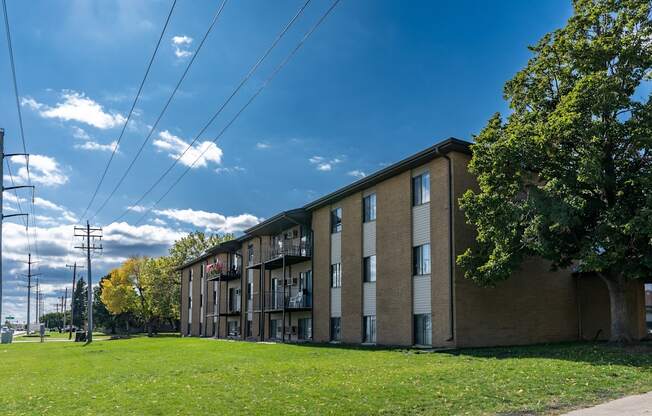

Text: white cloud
xmin=153 ymin=208 xmax=261 ymax=234
xmin=348 ymin=170 xmax=366 ymax=179
xmin=127 ymin=205 xmax=147 ymax=213
xmin=215 ymin=166 xmax=245 ymax=174
xmin=7 ymin=154 xmax=69 ymax=187
xmin=309 ymin=155 xmax=343 ymax=172
xmin=74 ymin=140 xmax=117 ymax=152
xmin=153 ymin=130 xmax=223 ymax=168
xmin=21 ymin=91 xmax=126 ymax=129
xmin=71 ymin=126 xmax=91 ymax=140
xmin=256 ymin=142 xmax=271 ymax=149
xmin=172 ymin=35 xmax=193 ymax=58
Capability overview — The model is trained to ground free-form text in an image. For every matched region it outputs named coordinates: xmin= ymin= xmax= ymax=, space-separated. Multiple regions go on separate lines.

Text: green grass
xmin=0 ymin=338 xmax=650 ymax=415
xmin=14 ymin=331 xmax=109 ymax=340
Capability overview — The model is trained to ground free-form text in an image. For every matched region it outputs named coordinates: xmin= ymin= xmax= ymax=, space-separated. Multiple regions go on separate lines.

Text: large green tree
xmin=459 ymin=0 xmax=652 ymax=342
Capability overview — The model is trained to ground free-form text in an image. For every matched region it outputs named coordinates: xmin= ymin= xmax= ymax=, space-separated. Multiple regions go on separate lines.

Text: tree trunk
xmin=600 ymin=273 xmax=632 ymax=343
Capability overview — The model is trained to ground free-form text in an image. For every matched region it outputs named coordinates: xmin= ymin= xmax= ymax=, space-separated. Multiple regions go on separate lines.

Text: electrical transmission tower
xmin=74 ymin=222 xmax=102 ymax=342
xmin=0 ymin=128 xmax=33 ymax=326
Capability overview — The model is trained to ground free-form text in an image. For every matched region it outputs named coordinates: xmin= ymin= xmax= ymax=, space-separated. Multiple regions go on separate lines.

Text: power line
xmin=111 ymin=0 xmax=315 ymax=224
xmin=87 ymin=0 xmax=228 ymax=221
xmin=80 ymin=0 xmax=179 ymax=220
xmin=2 ymin=0 xmax=29 ymax=182
xmin=2 ymin=0 xmax=38 ymax=264
xmin=133 ymin=0 xmax=341 ymax=225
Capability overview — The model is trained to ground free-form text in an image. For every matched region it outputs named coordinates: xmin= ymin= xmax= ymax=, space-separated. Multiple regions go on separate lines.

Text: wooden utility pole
xmin=62 ymin=288 xmax=67 ymax=332
xmin=74 ymin=223 xmax=102 ymax=342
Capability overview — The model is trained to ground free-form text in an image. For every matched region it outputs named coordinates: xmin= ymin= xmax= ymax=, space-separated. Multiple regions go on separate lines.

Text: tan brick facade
xmin=178 ymin=139 xmax=648 ymax=348
xmin=376 ymin=171 xmax=413 ymax=346
xmin=341 ymin=192 xmax=363 ymax=343
xmin=312 ymin=207 xmax=331 ymax=342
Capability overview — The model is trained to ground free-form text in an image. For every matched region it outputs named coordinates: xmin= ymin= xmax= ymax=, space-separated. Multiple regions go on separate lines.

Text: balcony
xmin=261 ymin=242 xmax=312 ymax=269
xmin=207 ymin=265 xmax=242 ymax=282
xmin=219 ymin=303 xmax=241 ymax=316
xmin=253 ymin=289 xmax=312 ymax=312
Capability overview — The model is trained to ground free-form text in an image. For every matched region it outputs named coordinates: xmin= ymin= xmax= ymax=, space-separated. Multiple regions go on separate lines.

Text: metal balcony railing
xmin=262 ymin=242 xmax=312 ymax=263
xmin=252 ymin=290 xmax=312 ymax=311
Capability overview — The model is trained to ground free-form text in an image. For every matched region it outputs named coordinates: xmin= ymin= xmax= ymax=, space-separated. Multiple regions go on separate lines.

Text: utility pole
xmin=74 ymin=222 xmax=102 ymax=343
xmin=62 ymin=288 xmax=67 ymax=332
xmin=21 ymin=253 xmax=39 ymax=333
xmin=0 ymin=128 xmax=32 ymax=326
xmin=65 ymin=263 xmax=82 ymax=340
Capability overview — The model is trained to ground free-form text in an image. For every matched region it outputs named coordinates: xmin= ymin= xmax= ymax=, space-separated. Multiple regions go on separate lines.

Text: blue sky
xmin=0 ymin=0 xmax=572 ymax=322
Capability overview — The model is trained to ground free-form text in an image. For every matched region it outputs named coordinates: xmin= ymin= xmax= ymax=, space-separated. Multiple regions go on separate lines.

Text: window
xmin=363 ymin=193 xmax=376 ymax=222
xmin=330 ymin=207 xmax=342 ymax=233
xmin=298 ymin=318 xmax=312 ymax=340
xmin=247 ymin=243 xmax=254 ymax=264
xmin=413 ymin=244 xmax=431 ymax=275
xmin=363 ymin=255 xmax=376 ymax=282
xmin=187 ymin=322 xmax=191 ymax=335
xmin=414 ymin=314 xmax=432 ymax=346
xmin=200 ymin=294 xmax=203 ymax=308
xmin=247 ymin=282 xmax=253 ymax=301
xmin=270 ymin=319 xmax=282 ymax=339
xmin=228 ymin=288 xmax=239 ymax=312
xmin=363 ymin=315 xmax=376 ymax=343
xmin=189 ymin=268 xmax=193 ymax=283
xmin=330 ymin=317 xmax=341 ymax=341
xmin=246 ymin=320 xmax=253 ymax=337
xmin=412 ymin=172 xmax=430 ymax=206
xmin=330 ymin=263 xmax=342 ymax=288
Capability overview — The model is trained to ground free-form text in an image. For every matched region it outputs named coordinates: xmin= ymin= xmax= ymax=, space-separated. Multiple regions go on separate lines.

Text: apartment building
xmin=178 ymin=138 xmax=649 ymax=347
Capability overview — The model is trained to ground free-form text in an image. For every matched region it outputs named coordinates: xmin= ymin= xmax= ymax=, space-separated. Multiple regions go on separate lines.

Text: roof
xmin=303 ymin=137 xmax=471 ymax=210
xmin=175 ymin=137 xmax=471 ymax=270
xmin=174 ymin=238 xmax=242 ymax=271
xmin=243 ymin=208 xmax=311 ymax=237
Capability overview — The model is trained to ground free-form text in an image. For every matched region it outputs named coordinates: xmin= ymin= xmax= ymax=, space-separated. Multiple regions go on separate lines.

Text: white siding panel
xmin=331 ymin=232 xmax=341 ymax=264
xmin=363 ymin=282 xmax=376 ymax=316
xmin=412 ymin=203 xmax=430 ymax=246
xmin=330 ymin=287 xmax=341 ymax=317
xmin=362 ymin=222 xmax=376 ymax=257
xmin=413 ymin=274 xmax=432 ymax=314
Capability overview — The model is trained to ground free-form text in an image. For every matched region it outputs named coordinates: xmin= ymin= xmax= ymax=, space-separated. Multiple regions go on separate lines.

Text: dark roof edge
xmin=242 ymin=208 xmax=307 ymax=236
xmin=303 ymin=137 xmax=471 ymax=211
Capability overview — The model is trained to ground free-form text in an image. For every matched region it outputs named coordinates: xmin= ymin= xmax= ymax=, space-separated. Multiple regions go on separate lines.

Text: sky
xmin=0 ymin=0 xmax=573 ymax=323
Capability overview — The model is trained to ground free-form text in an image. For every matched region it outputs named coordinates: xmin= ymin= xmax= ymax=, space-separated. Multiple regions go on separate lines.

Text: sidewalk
xmin=563 ymin=392 xmax=652 ymax=415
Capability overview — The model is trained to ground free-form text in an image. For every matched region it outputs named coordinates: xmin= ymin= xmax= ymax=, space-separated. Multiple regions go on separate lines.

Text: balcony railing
xmin=207 ymin=265 xmax=242 ymax=281
xmin=253 ymin=289 xmax=312 ymax=311
xmin=262 ymin=242 xmax=312 ymax=263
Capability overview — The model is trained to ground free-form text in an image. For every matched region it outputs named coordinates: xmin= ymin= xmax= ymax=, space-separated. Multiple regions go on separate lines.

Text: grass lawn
xmin=14 ymin=331 xmax=109 ymax=340
xmin=0 ymin=338 xmax=650 ymax=415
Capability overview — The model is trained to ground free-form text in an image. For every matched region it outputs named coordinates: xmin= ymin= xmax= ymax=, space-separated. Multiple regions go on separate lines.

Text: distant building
xmin=177 ymin=138 xmax=649 ymax=347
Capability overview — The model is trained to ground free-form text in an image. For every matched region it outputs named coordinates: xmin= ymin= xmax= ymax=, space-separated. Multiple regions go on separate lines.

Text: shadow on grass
xmin=439 ymin=340 xmax=652 ymax=368
xmin=260 ymin=338 xmax=652 ymax=368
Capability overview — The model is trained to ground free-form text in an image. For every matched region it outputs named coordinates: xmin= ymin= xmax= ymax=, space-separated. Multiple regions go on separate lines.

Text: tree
xmin=94 ymin=276 xmax=117 ymax=334
xmin=168 ymin=231 xmax=232 ymax=266
xmin=458 ymin=0 xmax=652 ymax=342
xmin=141 ymin=256 xmax=179 ymax=331
xmin=71 ymin=277 xmax=87 ymax=328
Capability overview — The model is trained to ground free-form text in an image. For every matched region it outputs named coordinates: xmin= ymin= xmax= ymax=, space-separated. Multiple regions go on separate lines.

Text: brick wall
xmin=376 ymin=170 xmax=413 ymax=346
